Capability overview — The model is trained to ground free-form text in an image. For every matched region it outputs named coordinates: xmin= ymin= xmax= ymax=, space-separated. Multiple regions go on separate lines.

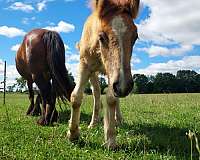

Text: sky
xmin=0 ymin=0 xmax=200 ymax=88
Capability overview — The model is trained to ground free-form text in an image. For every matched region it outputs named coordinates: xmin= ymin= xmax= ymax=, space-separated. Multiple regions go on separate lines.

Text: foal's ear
xmin=128 ymin=0 xmax=140 ymax=19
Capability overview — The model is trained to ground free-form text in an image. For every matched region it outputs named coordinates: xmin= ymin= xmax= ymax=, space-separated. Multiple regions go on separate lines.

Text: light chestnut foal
xmin=68 ymin=0 xmax=140 ymax=149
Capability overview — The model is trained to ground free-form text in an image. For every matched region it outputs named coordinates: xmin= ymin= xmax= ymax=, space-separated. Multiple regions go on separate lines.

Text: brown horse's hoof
xmin=30 ymin=104 xmax=41 ymax=116
xmin=30 ymin=110 xmax=41 ymax=116
xmin=50 ymin=110 xmax=58 ymax=123
xmin=37 ymin=118 xmax=49 ymax=126
xmin=26 ymin=106 xmax=33 ymax=115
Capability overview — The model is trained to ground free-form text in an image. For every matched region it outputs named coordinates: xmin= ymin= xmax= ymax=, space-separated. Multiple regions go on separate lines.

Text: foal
xmin=68 ymin=0 xmax=140 ymax=148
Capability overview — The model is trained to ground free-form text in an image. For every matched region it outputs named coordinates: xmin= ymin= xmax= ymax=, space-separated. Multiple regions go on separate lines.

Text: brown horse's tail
xmin=43 ymin=30 xmax=75 ymax=102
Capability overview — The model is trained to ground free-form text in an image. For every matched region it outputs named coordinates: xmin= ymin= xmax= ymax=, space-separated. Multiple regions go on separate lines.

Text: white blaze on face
xmin=111 ymin=16 xmax=128 ymax=92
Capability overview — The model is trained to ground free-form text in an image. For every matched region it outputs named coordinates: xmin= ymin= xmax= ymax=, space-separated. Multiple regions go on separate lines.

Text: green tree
xmin=7 ymin=85 xmax=15 ymax=92
xmin=84 ymin=76 xmax=108 ymax=95
xmin=15 ymin=77 xmax=27 ymax=92
xmin=153 ymin=73 xmax=176 ymax=93
xmin=133 ymin=74 xmax=148 ymax=94
xmin=99 ymin=76 xmax=108 ymax=94
xmin=176 ymin=70 xmax=198 ymax=93
xmin=84 ymin=81 xmax=92 ymax=95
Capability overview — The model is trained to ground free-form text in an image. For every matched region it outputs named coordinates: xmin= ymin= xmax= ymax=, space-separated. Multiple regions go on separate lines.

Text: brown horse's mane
xmin=90 ymin=0 xmax=140 ymax=19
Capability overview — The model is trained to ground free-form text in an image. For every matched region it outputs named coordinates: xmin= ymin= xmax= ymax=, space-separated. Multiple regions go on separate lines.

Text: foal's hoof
xmin=115 ymin=118 xmax=123 ymax=126
xmin=67 ymin=129 xmax=80 ymax=142
xmin=102 ymin=141 xmax=118 ymax=150
xmin=88 ymin=121 xmax=99 ymax=129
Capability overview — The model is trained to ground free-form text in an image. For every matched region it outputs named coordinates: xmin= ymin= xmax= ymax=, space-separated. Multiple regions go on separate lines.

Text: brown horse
xmin=16 ymin=29 xmax=75 ymax=125
xmin=68 ymin=0 xmax=140 ymax=149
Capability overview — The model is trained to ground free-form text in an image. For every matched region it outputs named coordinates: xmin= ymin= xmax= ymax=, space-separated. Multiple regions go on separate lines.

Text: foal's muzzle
xmin=113 ymin=79 xmax=134 ymax=98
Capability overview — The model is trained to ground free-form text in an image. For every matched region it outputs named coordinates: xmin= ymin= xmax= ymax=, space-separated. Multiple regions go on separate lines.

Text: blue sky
xmin=0 ymin=0 xmax=200 ymax=87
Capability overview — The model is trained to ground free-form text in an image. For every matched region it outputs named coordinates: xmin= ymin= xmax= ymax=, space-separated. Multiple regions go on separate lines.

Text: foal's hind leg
xmin=88 ymin=73 xmax=101 ymax=128
xmin=26 ymin=80 xmax=34 ymax=115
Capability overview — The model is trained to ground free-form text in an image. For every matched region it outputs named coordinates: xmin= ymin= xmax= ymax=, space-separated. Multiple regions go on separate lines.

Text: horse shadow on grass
xmin=57 ymin=109 xmax=196 ymax=158
xmin=119 ymin=122 xmax=195 ymax=159
xmin=57 ymin=109 xmax=94 ymax=125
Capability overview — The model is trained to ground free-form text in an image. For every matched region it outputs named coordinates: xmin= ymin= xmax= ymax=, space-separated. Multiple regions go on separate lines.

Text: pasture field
xmin=0 ymin=93 xmax=200 ymax=159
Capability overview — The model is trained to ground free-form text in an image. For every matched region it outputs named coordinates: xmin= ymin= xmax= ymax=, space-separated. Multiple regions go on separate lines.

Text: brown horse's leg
xmin=30 ymin=93 xmax=41 ymax=116
xmin=88 ymin=73 xmax=101 ymax=128
xmin=46 ymin=80 xmax=58 ymax=125
xmin=26 ymin=80 xmax=34 ymax=115
xmin=35 ymin=76 xmax=57 ymax=126
xmin=36 ymin=85 xmax=48 ymax=125
xmin=104 ymin=87 xmax=118 ymax=149
xmin=68 ymin=64 xmax=90 ymax=141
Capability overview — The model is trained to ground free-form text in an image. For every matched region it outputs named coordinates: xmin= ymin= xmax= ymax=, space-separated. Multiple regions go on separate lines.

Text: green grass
xmin=1 ymin=93 xmax=200 ymax=159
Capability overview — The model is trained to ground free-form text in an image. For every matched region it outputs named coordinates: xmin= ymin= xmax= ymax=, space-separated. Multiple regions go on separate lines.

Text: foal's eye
xmin=98 ymin=32 xmax=108 ymax=44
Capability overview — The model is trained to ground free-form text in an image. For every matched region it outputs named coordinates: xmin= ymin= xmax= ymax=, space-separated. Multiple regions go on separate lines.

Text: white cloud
xmin=131 ymin=55 xmax=141 ymax=64
xmin=138 ymin=0 xmax=200 ymax=45
xmin=11 ymin=44 xmax=20 ymax=52
xmin=37 ymin=0 xmax=47 ymax=12
xmin=66 ymin=54 xmax=79 ymax=62
xmin=133 ymin=56 xmax=200 ymax=75
xmin=0 ymin=26 xmax=26 ymax=38
xmin=139 ymin=44 xmax=193 ymax=57
xmin=22 ymin=17 xmax=36 ymax=25
xmin=0 ymin=60 xmax=20 ymax=89
xmin=65 ymin=62 xmax=79 ymax=82
xmin=65 ymin=0 xmax=76 ymax=2
xmin=0 ymin=59 xmax=4 ymax=72
xmin=44 ymin=21 xmax=75 ymax=33
xmin=64 ymin=44 xmax=70 ymax=51
xmin=8 ymin=2 xmax=34 ymax=12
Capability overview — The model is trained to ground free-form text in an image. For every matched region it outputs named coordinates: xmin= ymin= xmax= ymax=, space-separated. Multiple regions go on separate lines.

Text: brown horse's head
xmin=93 ymin=0 xmax=139 ymax=97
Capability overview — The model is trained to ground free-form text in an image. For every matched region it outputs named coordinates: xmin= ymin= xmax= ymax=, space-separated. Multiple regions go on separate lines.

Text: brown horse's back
xmin=16 ymin=29 xmax=49 ymax=82
xmin=16 ymin=28 xmax=75 ymax=101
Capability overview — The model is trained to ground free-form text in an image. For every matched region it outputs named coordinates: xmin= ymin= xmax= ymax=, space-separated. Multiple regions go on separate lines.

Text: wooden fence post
xmin=3 ymin=61 xmax=6 ymax=105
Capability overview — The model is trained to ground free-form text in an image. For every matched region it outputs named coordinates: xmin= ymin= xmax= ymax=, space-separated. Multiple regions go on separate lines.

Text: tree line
xmin=133 ymin=70 xmax=200 ymax=94
xmin=7 ymin=70 xmax=200 ymax=94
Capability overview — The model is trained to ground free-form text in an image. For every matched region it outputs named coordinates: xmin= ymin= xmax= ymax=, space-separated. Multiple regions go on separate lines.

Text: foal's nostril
xmin=130 ymin=79 xmax=134 ymax=88
xmin=127 ymin=79 xmax=134 ymax=93
xmin=113 ymin=79 xmax=134 ymax=97
xmin=113 ymin=81 xmax=120 ymax=95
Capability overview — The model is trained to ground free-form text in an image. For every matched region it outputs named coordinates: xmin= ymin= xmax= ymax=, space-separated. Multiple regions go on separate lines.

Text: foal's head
xmin=93 ymin=0 xmax=140 ymax=97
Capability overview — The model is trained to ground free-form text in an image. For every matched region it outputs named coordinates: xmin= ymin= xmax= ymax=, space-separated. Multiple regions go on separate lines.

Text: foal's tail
xmin=43 ymin=30 xmax=75 ymax=102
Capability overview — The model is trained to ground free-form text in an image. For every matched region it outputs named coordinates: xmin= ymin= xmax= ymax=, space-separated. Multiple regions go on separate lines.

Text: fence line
xmin=1 ymin=61 xmax=7 ymax=105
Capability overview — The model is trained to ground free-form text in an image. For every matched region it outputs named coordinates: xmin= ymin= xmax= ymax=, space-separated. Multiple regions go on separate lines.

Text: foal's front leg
xmin=68 ymin=64 xmax=90 ymax=141
xmin=88 ymin=73 xmax=101 ymax=128
xmin=104 ymin=87 xmax=119 ymax=149
xmin=115 ymin=100 xmax=123 ymax=126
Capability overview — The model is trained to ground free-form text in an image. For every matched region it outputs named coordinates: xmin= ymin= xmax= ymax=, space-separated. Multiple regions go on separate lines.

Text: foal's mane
xmin=91 ymin=0 xmax=140 ymax=19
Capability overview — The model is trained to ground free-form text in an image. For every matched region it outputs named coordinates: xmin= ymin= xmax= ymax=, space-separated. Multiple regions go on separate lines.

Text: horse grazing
xmin=68 ymin=0 xmax=140 ymax=149
xmin=16 ymin=29 xmax=75 ymax=126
